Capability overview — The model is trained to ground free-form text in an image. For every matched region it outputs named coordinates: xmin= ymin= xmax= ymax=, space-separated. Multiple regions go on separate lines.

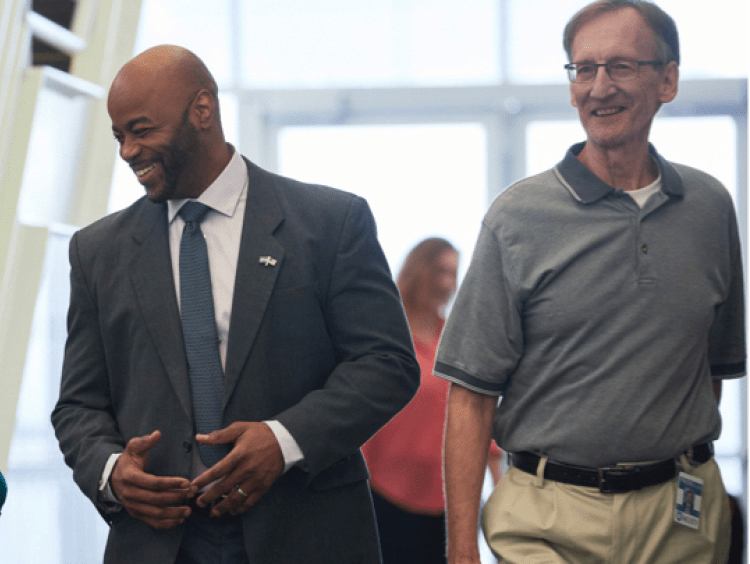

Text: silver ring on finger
xmin=236 ymin=485 xmax=249 ymax=498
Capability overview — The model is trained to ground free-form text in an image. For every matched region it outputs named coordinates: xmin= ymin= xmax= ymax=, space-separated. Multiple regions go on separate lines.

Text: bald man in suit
xmin=52 ymin=45 xmax=419 ymax=564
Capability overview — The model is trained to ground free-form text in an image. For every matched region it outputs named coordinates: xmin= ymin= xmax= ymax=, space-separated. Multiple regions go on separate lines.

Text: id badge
xmin=674 ymin=472 xmax=702 ymax=529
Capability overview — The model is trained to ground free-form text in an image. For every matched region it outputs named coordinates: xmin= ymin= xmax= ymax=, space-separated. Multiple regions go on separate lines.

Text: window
xmin=509 ymin=0 xmax=748 ymax=83
xmin=237 ymin=0 xmax=501 ymax=88
xmin=278 ymin=123 xmax=487 ymax=276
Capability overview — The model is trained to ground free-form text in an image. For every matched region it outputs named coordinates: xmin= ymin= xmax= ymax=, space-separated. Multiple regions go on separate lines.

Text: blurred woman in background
xmin=363 ymin=237 xmax=501 ymax=564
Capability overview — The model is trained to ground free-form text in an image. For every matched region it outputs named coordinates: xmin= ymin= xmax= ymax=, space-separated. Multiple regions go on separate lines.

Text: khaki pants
xmin=482 ymin=457 xmax=730 ymax=564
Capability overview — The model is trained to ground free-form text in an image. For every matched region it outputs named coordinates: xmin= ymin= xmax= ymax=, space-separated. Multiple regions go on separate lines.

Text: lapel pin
xmin=259 ymin=256 xmax=278 ymax=267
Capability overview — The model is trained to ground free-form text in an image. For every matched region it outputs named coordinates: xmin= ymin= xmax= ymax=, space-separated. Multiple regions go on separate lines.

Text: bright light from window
xmin=238 ymin=0 xmax=500 ymax=88
xmin=509 ymin=0 xmax=747 ymax=84
xmin=135 ymin=0 xmax=234 ymax=87
xmin=278 ymin=123 xmax=488 ymax=280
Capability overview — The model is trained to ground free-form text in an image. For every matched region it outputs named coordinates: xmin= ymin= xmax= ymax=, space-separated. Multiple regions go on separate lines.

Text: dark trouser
xmin=175 ymin=510 xmax=249 ymax=564
xmin=372 ymin=489 xmax=447 ymax=564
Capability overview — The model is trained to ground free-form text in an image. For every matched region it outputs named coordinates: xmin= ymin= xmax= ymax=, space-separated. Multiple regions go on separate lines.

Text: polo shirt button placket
xmin=636 ymin=233 xmax=654 ymax=283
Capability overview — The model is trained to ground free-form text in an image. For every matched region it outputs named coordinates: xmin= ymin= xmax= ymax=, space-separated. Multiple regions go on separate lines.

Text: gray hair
xmin=563 ymin=0 xmax=680 ymax=65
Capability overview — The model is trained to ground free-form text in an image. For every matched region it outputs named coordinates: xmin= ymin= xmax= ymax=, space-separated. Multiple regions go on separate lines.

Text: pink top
xmin=363 ymin=327 xmax=500 ymax=514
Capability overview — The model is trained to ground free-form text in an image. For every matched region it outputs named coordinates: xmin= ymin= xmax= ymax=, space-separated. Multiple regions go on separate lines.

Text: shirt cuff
xmin=98 ymin=452 xmax=123 ymax=511
xmin=264 ymin=420 xmax=305 ymax=472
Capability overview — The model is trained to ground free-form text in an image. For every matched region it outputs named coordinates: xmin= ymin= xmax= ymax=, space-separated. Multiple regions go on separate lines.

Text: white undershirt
xmin=627 ymin=168 xmax=662 ymax=208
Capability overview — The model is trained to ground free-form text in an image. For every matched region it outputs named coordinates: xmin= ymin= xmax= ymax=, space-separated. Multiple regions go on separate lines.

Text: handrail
xmin=25 ymin=10 xmax=86 ymax=56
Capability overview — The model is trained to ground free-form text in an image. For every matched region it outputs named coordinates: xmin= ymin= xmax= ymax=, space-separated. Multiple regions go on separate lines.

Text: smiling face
xmin=569 ymin=8 xmax=678 ymax=153
xmin=108 ymin=60 xmax=204 ymax=202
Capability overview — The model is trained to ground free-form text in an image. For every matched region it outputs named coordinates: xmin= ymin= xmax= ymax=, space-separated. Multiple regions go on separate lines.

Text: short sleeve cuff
xmin=434 ymin=361 xmax=505 ymax=396
xmin=710 ymin=361 xmax=746 ymax=380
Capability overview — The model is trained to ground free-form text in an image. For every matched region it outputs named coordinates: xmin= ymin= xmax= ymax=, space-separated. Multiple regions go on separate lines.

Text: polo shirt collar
xmin=555 ymin=142 xmax=684 ymax=204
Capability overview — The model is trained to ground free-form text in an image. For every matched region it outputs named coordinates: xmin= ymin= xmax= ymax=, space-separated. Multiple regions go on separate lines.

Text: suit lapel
xmin=223 ymin=160 xmax=285 ymax=406
xmin=129 ymin=200 xmax=193 ymax=420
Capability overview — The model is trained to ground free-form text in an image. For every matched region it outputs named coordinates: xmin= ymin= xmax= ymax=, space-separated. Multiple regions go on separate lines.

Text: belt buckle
xmin=598 ymin=466 xmax=639 ymax=494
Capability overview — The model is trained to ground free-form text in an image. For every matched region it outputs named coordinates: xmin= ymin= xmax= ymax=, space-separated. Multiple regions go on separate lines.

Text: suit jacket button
xmin=183 ymin=441 xmax=192 ymax=453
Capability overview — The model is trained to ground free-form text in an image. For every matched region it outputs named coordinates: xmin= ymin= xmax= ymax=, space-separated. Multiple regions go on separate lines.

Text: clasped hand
xmin=110 ymin=422 xmax=284 ymax=529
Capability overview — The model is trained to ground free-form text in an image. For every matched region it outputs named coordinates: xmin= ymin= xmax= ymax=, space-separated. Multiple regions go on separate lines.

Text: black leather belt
xmin=510 ymin=443 xmax=713 ymax=494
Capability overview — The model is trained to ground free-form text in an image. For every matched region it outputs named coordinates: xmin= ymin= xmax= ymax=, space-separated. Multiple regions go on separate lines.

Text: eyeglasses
xmin=565 ymin=59 xmax=663 ymax=83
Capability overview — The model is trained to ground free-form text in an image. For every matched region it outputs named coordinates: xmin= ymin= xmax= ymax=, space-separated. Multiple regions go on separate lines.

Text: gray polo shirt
xmin=435 ymin=143 xmax=745 ymax=467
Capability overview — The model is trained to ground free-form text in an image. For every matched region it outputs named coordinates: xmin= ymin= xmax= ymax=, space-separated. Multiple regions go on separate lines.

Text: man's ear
xmin=658 ymin=61 xmax=679 ymax=104
xmin=192 ymin=89 xmax=215 ymax=129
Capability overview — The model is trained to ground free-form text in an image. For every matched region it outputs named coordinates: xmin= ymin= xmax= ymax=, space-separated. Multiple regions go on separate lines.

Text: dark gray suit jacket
xmin=52 ymin=158 xmax=419 ymax=563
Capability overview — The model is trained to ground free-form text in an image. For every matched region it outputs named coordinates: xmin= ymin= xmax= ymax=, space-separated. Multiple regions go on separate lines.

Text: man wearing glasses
xmin=436 ymin=1 xmax=744 ymax=563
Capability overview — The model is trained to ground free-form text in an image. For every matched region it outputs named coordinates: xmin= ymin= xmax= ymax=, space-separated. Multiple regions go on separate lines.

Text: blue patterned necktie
xmin=179 ymin=201 xmax=229 ymax=467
